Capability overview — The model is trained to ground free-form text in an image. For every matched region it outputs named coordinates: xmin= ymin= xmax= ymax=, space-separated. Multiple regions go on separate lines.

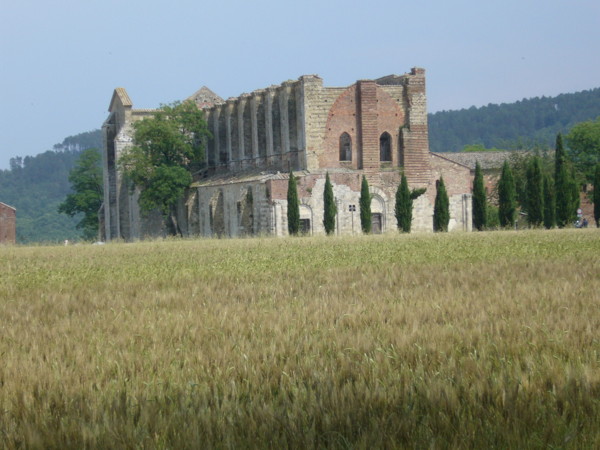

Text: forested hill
xmin=428 ymin=87 xmax=600 ymax=153
xmin=0 ymin=130 xmax=102 ymax=243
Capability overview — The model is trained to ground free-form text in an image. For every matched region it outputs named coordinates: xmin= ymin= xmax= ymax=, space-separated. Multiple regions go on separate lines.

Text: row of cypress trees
xmin=287 ymin=171 xmax=450 ymax=235
xmin=473 ymin=133 xmax=599 ymax=230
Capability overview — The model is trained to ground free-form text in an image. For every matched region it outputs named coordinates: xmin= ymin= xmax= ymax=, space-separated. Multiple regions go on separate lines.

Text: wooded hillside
xmin=428 ymin=87 xmax=600 ymax=152
xmin=0 ymin=130 xmax=102 ymax=243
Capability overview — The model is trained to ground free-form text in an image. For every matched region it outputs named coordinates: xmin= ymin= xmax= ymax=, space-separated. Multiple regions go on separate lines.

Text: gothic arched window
xmin=380 ymin=132 xmax=392 ymax=162
xmin=339 ymin=133 xmax=352 ymax=161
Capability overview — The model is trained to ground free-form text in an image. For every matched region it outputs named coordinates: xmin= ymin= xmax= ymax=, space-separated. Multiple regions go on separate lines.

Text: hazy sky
xmin=1 ymin=0 xmax=598 ymax=169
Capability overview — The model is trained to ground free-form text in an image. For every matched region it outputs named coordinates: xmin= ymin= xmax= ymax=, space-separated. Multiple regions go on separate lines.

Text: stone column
xmin=280 ymin=86 xmax=290 ymax=165
xmin=225 ymin=100 xmax=234 ymax=169
xmin=213 ymin=108 xmax=220 ymax=167
xmin=295 ymin=83 xmax=306 ymax=169
xmin=265 ymin=88 xmax=275 ymax=161
xmin=238 ymin=96 xmax=247 ymax=167
xmin=251 ymin=92 xmax=261 ymax=164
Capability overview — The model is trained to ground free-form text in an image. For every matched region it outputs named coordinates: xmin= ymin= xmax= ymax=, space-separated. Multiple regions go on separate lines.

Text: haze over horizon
xmin=1 ymin=0 xmax=599 ymax=170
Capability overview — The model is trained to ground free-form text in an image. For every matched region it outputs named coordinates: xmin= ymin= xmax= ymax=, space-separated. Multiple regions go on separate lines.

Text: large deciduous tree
xmin=287 ymin=171 xmax=300 ymax=236
xmin=566 ymin=117 xmax=600 ymax=182
xmin=433 ymin=176 xmax=449 ymax=232
xmin=498 ymin=161 xmax=516 ymax=228
xmin=526 ymin=156 xmax=544 ymax=227
xmin=323 ymin=172 xmax=336 ymax=235
xmin=58 ymin=148 xmax=103 ymax=240
xmin=472 ymin=161 xmax=487 ymax=231
xmin=359 ymin=175 xmax=371 ymax=233
xmin=120 ymin=101 xmax=210 ymax=235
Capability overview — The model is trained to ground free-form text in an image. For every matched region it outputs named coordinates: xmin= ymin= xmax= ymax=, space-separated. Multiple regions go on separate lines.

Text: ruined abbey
xmin=102 ymin=67 xmax=472 ymax=240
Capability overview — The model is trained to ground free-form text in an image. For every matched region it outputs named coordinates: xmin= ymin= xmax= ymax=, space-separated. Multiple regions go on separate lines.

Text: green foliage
xmin=594 ymin=164 xmax=600 ymax=227
xmin=287 ymin=171 xmax=300 ymax=236
xmin=0 ymin=145 xmax=94 ymax=243
xmin=433 ymin=177 xmax=450 ymax=232
xmin=543 ymin=174 xmax=556 ymax=229
xmin=323 ymin=172 xmax=336 ymax=235
xmin=410 ymin=187 xmax=427 ymax=200
xmin=555 ymin=134 xmax=572 ymax=228
xmin=359 ymin=176 xmax=371 ymax=233
xmin=472 ymin=161 xmax=487 ymax=230
xmin=506 ymin=150 xmax=553 ymax=214
xmin=58 ymin=148 xmax=103 ymax=240
xmin=121 ymin=101 xmax=210 ymax=234
xmin=395 ymin=174 xmax=412 ymax=232
xmin=53 ymin=129 xmax=102 ymax=153
xmin=498 ymin=161 xmax=516 ymax=228
xmin=525 ymin=156 xmax=544 ymax=227
xmin=429 ymin=88 xmax=600 ymax=153
xmin=565 ymin=117 xmax=600 ymax=182
xmin=486 ymin=204 xmax=500 ymax=229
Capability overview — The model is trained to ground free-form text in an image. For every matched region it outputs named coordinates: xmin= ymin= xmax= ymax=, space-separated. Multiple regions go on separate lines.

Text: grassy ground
xmin=1 ymin=229 xmax=599 ymax=448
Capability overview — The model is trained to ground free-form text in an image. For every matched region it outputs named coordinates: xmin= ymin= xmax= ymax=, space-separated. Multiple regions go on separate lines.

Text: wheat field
xmin=1 ymin=229 xmax=599 ymax=448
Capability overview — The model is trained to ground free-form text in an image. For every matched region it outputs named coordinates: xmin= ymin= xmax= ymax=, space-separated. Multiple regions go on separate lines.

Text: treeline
xmin=429 ymin=87 xmax=600 ymax=152
xmin=0 ymin=130 xmax=102 ymax=243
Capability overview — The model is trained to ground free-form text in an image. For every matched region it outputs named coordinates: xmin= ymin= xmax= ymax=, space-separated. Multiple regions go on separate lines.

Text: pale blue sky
xmin=1 ymin=0 xmax=598 ymax=169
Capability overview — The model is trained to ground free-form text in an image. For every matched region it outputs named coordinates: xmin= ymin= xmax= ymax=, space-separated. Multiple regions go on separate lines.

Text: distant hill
xmin=0 ymin=130 xmax=102 ymax=243
xmin=428 ymin=87 xmax=600 ymax=152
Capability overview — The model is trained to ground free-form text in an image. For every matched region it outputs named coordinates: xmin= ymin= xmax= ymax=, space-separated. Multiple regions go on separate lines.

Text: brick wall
xmin=0 ymin=202 xmax=16 ymax=244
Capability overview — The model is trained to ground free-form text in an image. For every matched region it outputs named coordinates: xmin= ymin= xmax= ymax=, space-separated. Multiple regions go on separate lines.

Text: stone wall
xmin=204 ymin=80 xmax=305 ymax=174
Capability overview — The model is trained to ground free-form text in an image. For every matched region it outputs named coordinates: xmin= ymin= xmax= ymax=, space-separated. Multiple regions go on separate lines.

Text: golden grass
xmin=1 ymin=229 xmax=599 ymax=448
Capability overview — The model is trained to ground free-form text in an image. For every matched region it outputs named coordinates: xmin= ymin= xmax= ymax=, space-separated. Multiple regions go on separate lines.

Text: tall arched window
xmin=380 ymin=132 xmax=392 ymax=162
xmin=339 ymin=133 xmax=352 ymax=161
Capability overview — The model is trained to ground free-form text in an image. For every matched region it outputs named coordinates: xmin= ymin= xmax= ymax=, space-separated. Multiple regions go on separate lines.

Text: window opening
xmin=339 ymin=133 xmax=352 ymax=161
xmin=380 ymin=132 xmax=391 ymax=162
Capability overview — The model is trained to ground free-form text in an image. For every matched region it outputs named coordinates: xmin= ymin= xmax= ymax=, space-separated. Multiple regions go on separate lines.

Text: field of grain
xmin=1 ymin=229 xmax=599 ymax=448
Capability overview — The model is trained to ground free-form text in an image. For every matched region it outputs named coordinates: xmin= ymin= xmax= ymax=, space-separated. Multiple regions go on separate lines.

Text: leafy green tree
xmin=433 ymin=177 xmax=450 ymax=232
xmin=287 ymin=171 xmax=300 ymax=236
xmin=472 ymin=161 xmax=487 ymax=230
xmin=566 ymin=117 xmax=600 ymax=181
xmin=323 ymin=172 xmax=337 ymax=235
xmin=555 ymin=133 xmax=571 ymax=227
xmin=498 ymin=161 xmax=517 ymax=227
xmin=543 ymin=173 xmax=556 ymax=229
xmin=526 ymin=156 xmax=544 ymax=227
xmin=395 ymin=174 xmax=412 ymax=232
xmin=359 ymin=175 xmax=371 ymax=233
xmin=594 ymin=163 xmax=600 ymax=227
xmin=120 ymin=101 xmax=210 ymax=235
xmin=58 ymin=148 xmax=103 ymax=240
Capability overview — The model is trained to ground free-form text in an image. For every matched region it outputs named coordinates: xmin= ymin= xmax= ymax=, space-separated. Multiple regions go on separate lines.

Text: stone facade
xmin=0 ymin=202 xmax=16 ymax=244
xmin=102 ymin=68 xmax=473 ymax=240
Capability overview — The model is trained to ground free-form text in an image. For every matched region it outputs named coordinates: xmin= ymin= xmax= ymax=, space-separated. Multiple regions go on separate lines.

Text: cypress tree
xmin=498 ymin=160 xmax=516 ymax=228
xmin=555 ymin=133 xmax=571 ymax=228
xmin=395 ymin=173 xmax=412 ymax=232
xmin=359 ymin=175 xmax=371 ymax=233
xmin=543 ymin=173 xmax=556 ymax=229
xmin=526 ymin=156 xmax=544 ymax=227
xmin=323 ymin=172 xmax=337 ymax=235
xmin=287 ymin=171 xmax=300 ymax=236
xmin=433 ymin=176 xmax=450 ymax=232
xmin=569 ymin=165 xmax=580 ymax=223
xmin=594 ymin=163 xmax=600 ymax=227
xmin=472 ymin=161 xmax=487 ymax=230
